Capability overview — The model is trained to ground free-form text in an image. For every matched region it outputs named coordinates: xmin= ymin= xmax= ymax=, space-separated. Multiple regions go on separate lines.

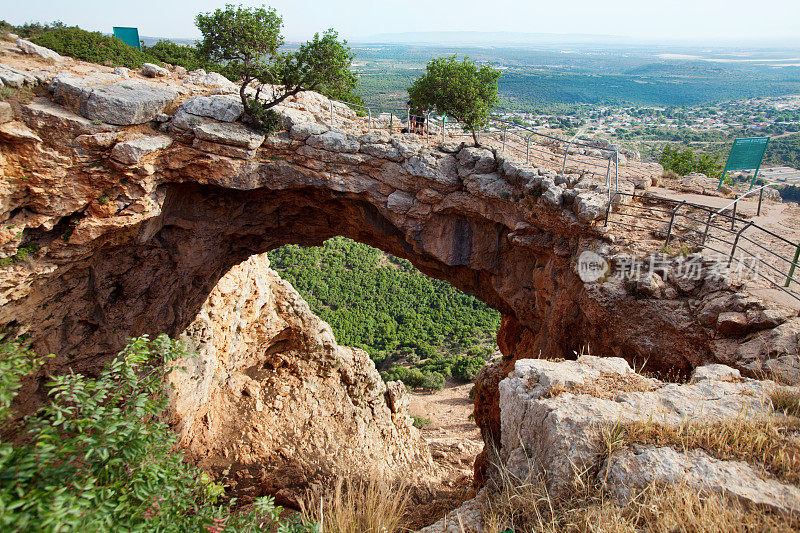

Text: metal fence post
xmin=665 ymin=200 xmax=686 ymax=247
xmin=526 ymin=135 xmax=530 ymax=163
xmin=701 ymin=211 xmax=714 ymax=246
xmin=786 ymin=240 xmax=800 ymax=287
xmin=502 ymin=125 xmax=507 ymax=153
xmin=561 ymin=140 xmax=573 ymax=173
xmin=406 ymin=108 xmax=410 ymax=130
xmin=757 ymin=187 xmax=764 ymax=217
xmin=330 ymin=100 xmax=334 ymax=126
xmin=389 ymin=114 xmax=393 ymax=136
xmin=731 ymin=201 xmax=737 ymax=231
xmin=441 ymin=116 xmax=445 ymax=143
xmin=368 ymin=107 xmax=372 ymax=133
xmin=615 ymin=150 xmax=619 ymax=192
xmin=728 ymin=222 xmax=753 ymax=267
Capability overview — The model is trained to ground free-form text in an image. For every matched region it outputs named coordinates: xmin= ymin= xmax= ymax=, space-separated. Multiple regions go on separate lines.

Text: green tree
xmin=0 ymin=335 xmax=315 ymax=532
xmin=195 ymin=4 xmax=358 ymax=132
xmin=408 ymin=55 xmax=501 ymax=146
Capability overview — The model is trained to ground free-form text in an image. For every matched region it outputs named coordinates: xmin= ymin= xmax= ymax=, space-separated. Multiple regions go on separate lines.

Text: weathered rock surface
xmin=110 ymin=134 xmax=173 ymax=165
xmin=0 ymin=101 xmax=12 ymax=124
xmin=179 ymin=94 xmax=244 ymax=122
xmin=140 ymin=62 xmax=170 ymax=78
xmin=491 ymin=356 xmax=800 ymax=514
xmin=16 ymin=39 xmax=64 ymax=62
xmin=1 ymin=54 xmax=799 ymax=506
xmin=50 ymin=75 xmax=178 ymax=125
xmin=170 ymin=253 xmax=430 ymax=503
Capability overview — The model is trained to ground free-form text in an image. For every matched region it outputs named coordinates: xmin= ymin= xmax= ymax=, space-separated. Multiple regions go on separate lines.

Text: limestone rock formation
xmin=169 ymin=253 xmax=430 ymax=504
xmin=1 ymin=48 xmax=798 ymax=506
xmin=458 ymin=356 xmax=800 ymax=531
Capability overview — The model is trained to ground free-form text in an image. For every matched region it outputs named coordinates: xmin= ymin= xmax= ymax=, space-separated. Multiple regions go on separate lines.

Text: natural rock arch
xmin=2 ymin=68 xmax=796 ymax=499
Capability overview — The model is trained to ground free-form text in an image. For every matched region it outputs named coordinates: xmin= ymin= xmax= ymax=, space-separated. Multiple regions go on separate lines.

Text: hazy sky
xmin=4 ymin=0 xmax=800 ymax=43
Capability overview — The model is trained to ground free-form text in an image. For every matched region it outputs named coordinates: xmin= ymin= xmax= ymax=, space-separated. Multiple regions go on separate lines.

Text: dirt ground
xmin=404 ymin=378 xmax=484 ymax=529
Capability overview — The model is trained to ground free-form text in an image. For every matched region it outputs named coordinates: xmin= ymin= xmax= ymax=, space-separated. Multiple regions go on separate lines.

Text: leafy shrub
xmin=0 ymin=335 xmax=316 ymax=531
xmin=383 ymin=366 xmax=445 ymax=391
xmin=660 ymin=145 xmax=722 ymax=178
xmin=0 ymin=242 xmax=40 ymax=268
xmin=33 ymin=27 xmax=159 ymax=68
xmin=142 ymin=40 xmax=234 ymax=79
xmin=420 ymin=371 xmax=445 ymax=391
xmin=245 ymin=96 xmax=283 ymax=134
xmin=411 ymin=415 xmax=431 ymax=429
xmin=451 ymin=355 xmax=485 ymax=382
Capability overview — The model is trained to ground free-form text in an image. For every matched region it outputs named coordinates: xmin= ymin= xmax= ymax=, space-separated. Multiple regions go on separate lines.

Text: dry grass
xmin=542 ymin=371 xmax=653 ymax=400
xmin=0 ymin=85 xmax=35 ymax=107
xmin=300 ymin=473 xmax=410 ymax=533
xmin=608 ymin=414 xmax=800 ymax=485
xmin=771 ymin=387 xmax=800 ymax=418
xmin=482 ymin=468 xmax=799 ymax=533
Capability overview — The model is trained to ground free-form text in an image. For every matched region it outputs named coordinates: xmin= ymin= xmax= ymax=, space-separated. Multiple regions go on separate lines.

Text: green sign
xmin=113 ymin=27 xmax=141 ymax=51
xmin=718 ymin=136 xmax=770 ymax=189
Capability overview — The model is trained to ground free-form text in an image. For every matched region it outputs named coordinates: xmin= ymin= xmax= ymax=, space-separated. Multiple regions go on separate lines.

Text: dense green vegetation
xmin=765 ymin=134 xmax=800 ymax=168
xmin=0 ymin=335 xmax=314 ymax=531
xmin=660 ymin=145 xmax=723 ymax=177
xmin=32 ymin=27 xmax=160 ymax=69
xmin=267 ymin=237 xmax=499 ymax=389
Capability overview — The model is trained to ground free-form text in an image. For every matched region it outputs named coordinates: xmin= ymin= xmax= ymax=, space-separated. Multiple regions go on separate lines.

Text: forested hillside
xmin=267 ymin=237 xmax=500 ymax=388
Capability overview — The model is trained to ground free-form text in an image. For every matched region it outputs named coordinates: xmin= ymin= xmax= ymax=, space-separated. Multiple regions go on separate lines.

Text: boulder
xmin=16 ymin=38 xmax=64 ymax=62
xmin=141 ymin=63 xmax=170 ymax=78
xmin=573 ymin=191 xmax=609 ymax=222
xmin=603 ymin=445 xmax=800 ymax=513
xmin=194 ymin=122 xmax=265 ymax=149
xmin=0 ymin=121 xmax=42 ymax=143
xmin=179 ymin=94 xmax=243 ymax=122
xmin=184 ymin=69 xmax=237 ymax=92
xmin=306 ymin=130 xmax=360 ymax=153
xmin=0 ymin=102 xmax=12 ymax=124
xmin=0 ymin=64 xmax=36 ymax=88
xmin=110 ymin=135 xmax=173 ymax=165
xmin=497 ymin=357 xmax=777 ymax=499
xmin=716 ymin=311 xmax=748 ymax=336
xmin=289 ymin=122 xmax=328 ymax=141
xmin=50 ymin=76 xmax=178 ymax=125
xmin=457 ymin=146 xmax=496 ymax=176
xmin=112 ymin=67 xmax=131 ymax=79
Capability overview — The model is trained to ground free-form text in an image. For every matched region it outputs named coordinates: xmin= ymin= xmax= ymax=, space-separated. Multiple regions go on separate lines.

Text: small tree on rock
xmin=196 ymin=4 xmax=358 ymax=132
xmin=408 ymin=55 xmax=501 ymax=146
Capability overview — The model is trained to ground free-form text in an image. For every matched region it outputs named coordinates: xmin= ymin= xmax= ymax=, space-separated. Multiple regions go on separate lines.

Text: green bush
xmin=142 ymin=40 xmax=234 ymax=79
xmin=33 ymin=27 xmax=159 ymax=68
xmin=660 ymin=145 xmax=722 ymax=178
xmin=420 ymin=371 xmax=445 ymax=391
xmin=451 ymin=355 xmax=485 ymax=382
xmin=245 ymin=96 xmax=283 ymax=134
xmin=410 ymin=415 xmax=431 ymax=429
xmin=383 ymin=366 xmax=445 ymax=391
xmin=0 ymin=335 xmax=315 ymax=532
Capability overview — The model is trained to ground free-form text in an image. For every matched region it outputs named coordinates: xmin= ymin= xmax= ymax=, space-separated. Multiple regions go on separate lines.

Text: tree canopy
xmin=195 ymin=4 xmax=359 ymax=131
xmin=408 ymin=55 xmax=501 ymax=146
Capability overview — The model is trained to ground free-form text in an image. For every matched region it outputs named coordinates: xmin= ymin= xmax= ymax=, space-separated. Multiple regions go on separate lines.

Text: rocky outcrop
xmin=169 ymin=253 xmax=430 ymax=504
xmin=1 ymin=50 xmax=799 ymax=502
xmin=458 ymin=357 xmax=800 ymax=531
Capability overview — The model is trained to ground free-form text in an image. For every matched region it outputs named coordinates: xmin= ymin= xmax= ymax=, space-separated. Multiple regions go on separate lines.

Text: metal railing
xmin=328 ymin=98 xmax=620 ymax=191
xmin=606 ymin=190 xmax=800 ymax=303
xmin=326 ymin=98 xmax=799 ymax=302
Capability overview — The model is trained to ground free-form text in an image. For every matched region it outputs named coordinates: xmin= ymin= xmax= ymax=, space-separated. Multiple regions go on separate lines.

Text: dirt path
xmin=403 ymin=378 xmax=484 ymax=529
